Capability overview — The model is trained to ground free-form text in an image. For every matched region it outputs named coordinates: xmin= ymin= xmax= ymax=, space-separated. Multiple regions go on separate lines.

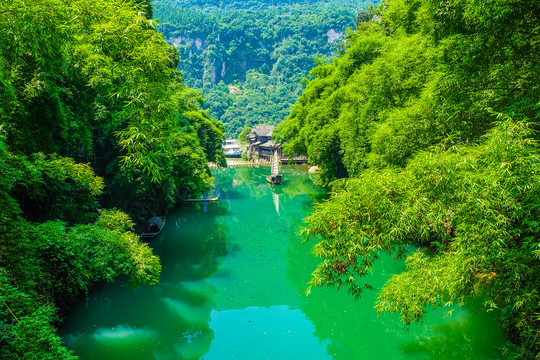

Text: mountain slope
xmin=154 ymin=0 xmax=377 ymax=135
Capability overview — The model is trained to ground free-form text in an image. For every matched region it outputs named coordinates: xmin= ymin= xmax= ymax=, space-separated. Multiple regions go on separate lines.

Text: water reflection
xmin=203 ymin=305 xmax=331 ymax=360
xmin=401 ymin=299 xmax=505 ymax=360
xmin=272 ymin=189 xmax=280 ymax=214
xmin=62 ymin=166 xmax=506 ymax=360
xmin=61 ymin=201 xmax=229 ymax=360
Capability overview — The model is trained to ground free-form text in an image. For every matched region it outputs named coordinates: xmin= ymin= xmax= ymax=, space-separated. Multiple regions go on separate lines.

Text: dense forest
xmin=275 ymin=0 xmax=540 ymax=357
xmin=0 ymin=0 xmax=225 ymax=358
xmin=154 ymin=0 xmax=375 ymax=135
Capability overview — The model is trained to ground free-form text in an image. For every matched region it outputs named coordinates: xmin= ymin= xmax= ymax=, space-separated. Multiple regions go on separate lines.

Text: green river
xmin=61 ymin=166 xmax=506 ymax=359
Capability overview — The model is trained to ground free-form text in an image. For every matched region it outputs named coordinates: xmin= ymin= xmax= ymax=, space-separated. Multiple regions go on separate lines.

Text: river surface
xmin=61 ymin=166 xmax=506 ymax=359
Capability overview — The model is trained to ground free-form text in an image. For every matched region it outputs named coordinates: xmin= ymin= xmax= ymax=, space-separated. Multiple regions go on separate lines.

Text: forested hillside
xmin=154 ymin=0 xmax=376 ymax=135
xmin=0 ymin=0 xmax=224 ymax=358
xmin=275 ymin=0 xmax=540 ymax=357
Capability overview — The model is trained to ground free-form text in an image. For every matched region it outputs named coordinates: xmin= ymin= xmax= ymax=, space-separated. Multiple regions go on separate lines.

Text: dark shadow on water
xmin=60 ymin=198 xmax=230 ymax=360
xmin=156 ymin=203 xmax=229 ymax=282
xmin=218 ymin=189 xmax=246 ymax=200
xmin=401 ymin=299 xmax=505 ymax=360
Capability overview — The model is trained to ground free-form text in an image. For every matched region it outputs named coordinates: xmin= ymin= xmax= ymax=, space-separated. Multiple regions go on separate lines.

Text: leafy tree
xmin=277 ymin=0 xmax=540 ymax=356
xmin=0 ymin=0 xmax=224 ymax=218
xmin=0 ymin=133 xmax=161 ymax=359
xmin=305 ymin=118 xmax=540 ymax=357
xmin=238 ymin=126 xmax=251 ymax=144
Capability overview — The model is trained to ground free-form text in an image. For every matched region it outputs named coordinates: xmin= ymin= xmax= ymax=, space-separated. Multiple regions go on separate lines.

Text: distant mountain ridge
xmin=154 ymin=0 xmax=377 ymax=135
xmin=162 ymin=0 xmax=363 ymax=10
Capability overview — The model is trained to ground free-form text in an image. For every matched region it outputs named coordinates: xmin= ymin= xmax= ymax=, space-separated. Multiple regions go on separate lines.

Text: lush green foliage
xmin=164 ymin=0 xmax=366 ymax=9
xmin=0 ymin=134 xmax=161 ymax=359
xmin=276 ymin=0 xmax=539 ymax=184
xmin=277 ymin=0 xmax=540 ymax=356
xmin=1 ymin=0 xmax=225 ymax=219
xmin=0 ymin=0 xmax=226 ymax=357
xmin=154 ymin=0 xmax=376 ymax=135
xmin=238 ymin=126 xmax=252 ymax=145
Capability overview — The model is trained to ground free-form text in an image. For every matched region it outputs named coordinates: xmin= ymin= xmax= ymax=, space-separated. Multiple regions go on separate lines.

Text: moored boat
xmin=266 ymin=150 xmax=283 ymax=185
xmin=140 ymin=216 xmax=166 ymax=239
xmin=184 ymin=194 xmax=220 ymax=202
xmin=223 ymin=139 xmax=243 ymax=157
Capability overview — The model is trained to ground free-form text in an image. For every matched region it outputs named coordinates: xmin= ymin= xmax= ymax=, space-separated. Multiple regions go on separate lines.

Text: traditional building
xmin=247 ymin=124 xmax=308 ymax=164
xmin=247 ymin=125 xmax=281 ymax=161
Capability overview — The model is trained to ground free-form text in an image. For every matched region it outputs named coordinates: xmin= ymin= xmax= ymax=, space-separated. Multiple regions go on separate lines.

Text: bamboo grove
xmin=275 ymin=0 xmax=540 ymax=357
xmin=0 ymin=0 xmax=224 ymax=358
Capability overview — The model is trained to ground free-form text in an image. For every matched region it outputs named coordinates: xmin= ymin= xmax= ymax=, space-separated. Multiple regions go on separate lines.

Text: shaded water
xmin=61 ymin=166 xmax=506 ymax=359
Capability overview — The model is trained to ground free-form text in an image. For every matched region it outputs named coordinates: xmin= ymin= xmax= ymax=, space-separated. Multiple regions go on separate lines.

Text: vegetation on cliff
xmin=154 ymin=0 xmax=376 ymax=135
xmin=0 ymin=0 xmax=224 ymax=358
xmin=276 ymin=0 xmax=540 ymax=356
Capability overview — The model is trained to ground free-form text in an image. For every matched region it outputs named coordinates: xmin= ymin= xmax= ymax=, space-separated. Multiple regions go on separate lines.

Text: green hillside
xmin=154 ymin=0 xmax=376 ymax=135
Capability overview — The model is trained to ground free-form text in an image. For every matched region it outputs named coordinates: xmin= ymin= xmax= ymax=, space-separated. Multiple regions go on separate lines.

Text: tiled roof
xmin=251 ymin=125 xmax=274 ymax=137
xmin=259 ymin=140 xmax=279 ymax=148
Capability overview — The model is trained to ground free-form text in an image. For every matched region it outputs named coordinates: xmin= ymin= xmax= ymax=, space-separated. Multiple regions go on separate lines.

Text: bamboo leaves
xmin=304 ymin=116 xmax=540 ymax=355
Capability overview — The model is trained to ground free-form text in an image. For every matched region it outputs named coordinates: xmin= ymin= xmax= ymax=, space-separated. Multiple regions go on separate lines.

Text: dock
xmin=208 ymin=160 xmax=272 ymax=169
xmin=227 ymin=160 xmax=271 ymax=167
xmin=208 ymin=155 xmax=307 ymax=169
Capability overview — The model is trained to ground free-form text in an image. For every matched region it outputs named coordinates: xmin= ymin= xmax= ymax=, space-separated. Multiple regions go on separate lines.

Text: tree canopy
xmin=275 ymin=0 xmax=540 ymax=357
xmin=1 ymin=0 xmax=225 ymax=218
xmin=0 ymin=0 xmax=225 ymax=357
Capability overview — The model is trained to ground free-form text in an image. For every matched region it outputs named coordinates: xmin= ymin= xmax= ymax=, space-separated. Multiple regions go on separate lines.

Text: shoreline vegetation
xmin=0 ymin=0 xmax=224 ymax=358
xmin=275 ymin=0 xmax=540 ymax=357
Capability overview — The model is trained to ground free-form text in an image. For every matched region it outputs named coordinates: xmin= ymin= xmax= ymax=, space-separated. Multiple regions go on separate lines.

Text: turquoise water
xmin=60 ymin=166 xmax=506 ymax=359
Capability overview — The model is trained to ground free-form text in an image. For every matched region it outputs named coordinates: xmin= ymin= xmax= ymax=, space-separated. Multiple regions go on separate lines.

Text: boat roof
xmin=146 ymin=216 xmax=165 ymax=225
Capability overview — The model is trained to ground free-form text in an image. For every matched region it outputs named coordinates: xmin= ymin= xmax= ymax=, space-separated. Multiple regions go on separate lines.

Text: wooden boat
xmin=184 ymin=194 xmax=220 ymax=202
xmin=266 ymin=150 xmax=283 ymax=185
xmin=140 ymin=216 xmax=166 ymax=239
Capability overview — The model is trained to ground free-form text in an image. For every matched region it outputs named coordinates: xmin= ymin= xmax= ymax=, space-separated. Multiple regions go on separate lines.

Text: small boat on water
xmin=266 ymin=150 xmax=283 ymax=185
xmin=184 ymin=194 xmax=220 ymax=202
xmin=223 ymin=139 xmax=243 ymax=158
xmin=140 ymin=216 xmax=166 ymax=239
